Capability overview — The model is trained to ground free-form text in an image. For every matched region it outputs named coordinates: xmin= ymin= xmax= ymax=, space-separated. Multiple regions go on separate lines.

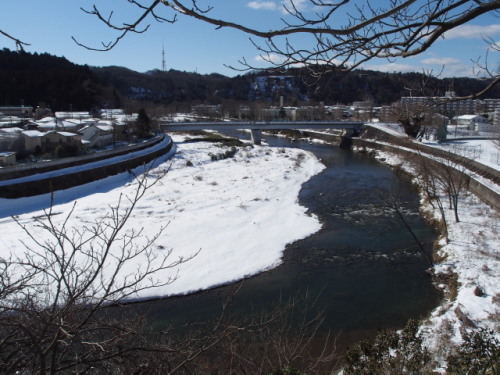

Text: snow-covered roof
xmin=36 ymin=120 xmax=80 ymax=129
xmin=22 ymin=130 xmax=45 ymax=138
xmin=37 ymin=117 xmax=56 ymax=123
xmin=96 ymin=125 xmax=113 ymax=132
xmin=96 ymin=120 xmax=114 ymax=126
xmin=456 ymin=114 xmax=482 ymax=120
xmin=0 ymin=151 xmax=16 ymax=157
xmin=79 ymin=124 xmax=113 ymax=133
xmin=55 ymin=112 xmax=91 ymax=119
xmin=0 ymin=117 xmax=22 ymax=125
xmin=0 ymin=127 xmax=23 ymax=134
xmin=56 ymin=131 xmax=79 ymax=137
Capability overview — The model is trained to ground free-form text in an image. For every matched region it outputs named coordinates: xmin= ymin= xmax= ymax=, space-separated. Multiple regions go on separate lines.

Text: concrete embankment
xmin=0 ymin=135 xmax=173 ymax=198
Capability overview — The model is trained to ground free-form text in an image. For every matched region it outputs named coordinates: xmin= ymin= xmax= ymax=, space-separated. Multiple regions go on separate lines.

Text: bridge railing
xmin=161 ymin=120 xmax=364 ymax=130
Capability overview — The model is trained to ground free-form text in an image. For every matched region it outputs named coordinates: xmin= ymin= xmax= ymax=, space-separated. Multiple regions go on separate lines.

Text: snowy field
xmin=0 ymin=135 xmax=325 ymax=299
xmin=369 ymin=122 xmax=500 ymax=170
xmin=424 ymin=138 xmax=500 ymax=170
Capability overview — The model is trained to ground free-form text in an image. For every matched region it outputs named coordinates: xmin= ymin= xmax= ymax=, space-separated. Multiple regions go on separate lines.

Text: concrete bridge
xmin=160 ymin=120 xmax=364 ymax=144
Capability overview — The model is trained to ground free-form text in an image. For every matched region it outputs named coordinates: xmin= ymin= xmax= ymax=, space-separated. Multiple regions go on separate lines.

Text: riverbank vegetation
xmin=355 ymin=139 xmax=499 ymax=373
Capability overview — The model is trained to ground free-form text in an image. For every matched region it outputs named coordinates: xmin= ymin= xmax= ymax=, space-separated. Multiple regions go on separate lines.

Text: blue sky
xmin=1 ymin=0 xmax=498 ymax=78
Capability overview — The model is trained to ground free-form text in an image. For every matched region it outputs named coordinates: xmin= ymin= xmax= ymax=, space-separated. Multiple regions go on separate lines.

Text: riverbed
xmin=140 ymin=131 xmax=442 ymax=351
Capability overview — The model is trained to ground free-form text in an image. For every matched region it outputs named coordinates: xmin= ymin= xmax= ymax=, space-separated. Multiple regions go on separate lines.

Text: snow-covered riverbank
xmin=1 ymin=130 xmax=497 ymax=371
xmin=361 ymin=142 xmax=499 ymax=372
xmin=0 ymin=135 xmax=325 ymax=298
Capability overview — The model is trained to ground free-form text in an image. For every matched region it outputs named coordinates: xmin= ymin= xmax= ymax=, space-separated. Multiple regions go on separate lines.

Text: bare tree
xmin=72 ymin=0 xmax=499 ymax=96
xmin=389 ymin=101 xmax=433 ymax=139
xmin=0 ymin=167 xmax=199 ymax=374
xmin=0 ymin=165 xmax=340 ymax=374
xmin=414 ymin=154 xmax=450 ymax=243
xmin=411 ymin=146 xmax=472 ymax=227
xmin=211 ymin=291 xmax=339 ymax=374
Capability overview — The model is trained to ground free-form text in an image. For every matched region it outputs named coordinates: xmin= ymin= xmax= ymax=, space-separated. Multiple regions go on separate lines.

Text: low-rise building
xmin=0 ymin=151 xmax=16 ymax=167
xmin=493 ymin=108 xmax=500 ymax=127
xmin=80 ymin=124 xmax=114 ymax=148
xmin=455 ymin=114 xmax=489 ymax=131
xmin=0 ymin=106 xmax=33 ymax=119
xmin=43 ymin=131 xmax=82 ymax=147
xmin=22 ymin=130 xmax=45 ymax=153
xmin=0 ymin=128 xmax=23 ymax=152
xmin=36 ymin=117 xmax=81 ymax=132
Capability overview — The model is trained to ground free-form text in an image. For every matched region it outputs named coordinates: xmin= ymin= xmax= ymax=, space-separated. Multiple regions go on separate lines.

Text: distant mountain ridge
xmin=94 ymin=65 xmax=499 ymax=106
xmin=0 ymin=49 xmax=498 ymax=112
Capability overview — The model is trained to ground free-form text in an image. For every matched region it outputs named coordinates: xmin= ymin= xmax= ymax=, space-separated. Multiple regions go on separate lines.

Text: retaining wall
xmin=0 ymin=136 xmax=165 ymax=181
xmin=0 ymin=135 xmax=173 ymax=198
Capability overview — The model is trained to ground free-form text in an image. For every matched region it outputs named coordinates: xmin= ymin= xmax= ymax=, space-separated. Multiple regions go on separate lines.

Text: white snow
xmin=0 ymin=127 xmax=23 ymax=134
xmin=368 ymin=122 xmax=500 ymax=171
xmin=1 ymin=127 xmax=497 ymax=370
xmin=0 ymin=134 xmax=325 ymax=299
xmin=423 ymin=139 xmax=500 ymax=170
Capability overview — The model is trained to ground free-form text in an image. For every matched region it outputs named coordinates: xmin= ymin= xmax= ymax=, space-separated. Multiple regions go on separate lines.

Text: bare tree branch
xmin=0 ymin=29 xmax=30 ymax=51
xmin=74 ymin=0 xmax=499 ymax=96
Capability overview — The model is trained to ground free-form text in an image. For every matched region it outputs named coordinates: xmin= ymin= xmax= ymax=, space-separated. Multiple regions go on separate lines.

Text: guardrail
xmin=161 ymin=120 xmax=364 ymax=131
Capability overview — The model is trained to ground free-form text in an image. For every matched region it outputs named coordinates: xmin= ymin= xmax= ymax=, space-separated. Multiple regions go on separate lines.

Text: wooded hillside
xmin=1 ymin=49 xmax=498 ymax=112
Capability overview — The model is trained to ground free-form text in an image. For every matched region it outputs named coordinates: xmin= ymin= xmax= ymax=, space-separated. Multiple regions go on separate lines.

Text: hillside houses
xmin=1 ymin=126 xmax=113 ymax=156
xmin=0 ymin=107 xmax=149 ymax=166
xmin=0 ymin=110 xmax=122 ymax=161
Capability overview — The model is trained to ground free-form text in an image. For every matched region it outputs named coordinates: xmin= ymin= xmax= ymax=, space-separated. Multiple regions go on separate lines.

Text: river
xmin=137 ymin=131 xmax=441 ymax=354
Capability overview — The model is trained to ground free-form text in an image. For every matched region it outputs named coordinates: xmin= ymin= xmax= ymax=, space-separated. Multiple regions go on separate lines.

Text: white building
xmin=55 ymin=111 xmax=92 ymax=120
xmin=22 ymin=130 xmax=45 ymax=153
xmin=79 ymin=124 xmax=114 ymax=148
xmin=493 ymin=108 xmax=500 ymax=127
xmin=100 ymin=109 xmax=125 ymax=119
xmin=455 ymin=114 xmax=489 ymax=131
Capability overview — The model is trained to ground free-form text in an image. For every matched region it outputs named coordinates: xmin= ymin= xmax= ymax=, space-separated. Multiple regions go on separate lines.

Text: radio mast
xmin=161 ymin=43 xmax=166 ymax=71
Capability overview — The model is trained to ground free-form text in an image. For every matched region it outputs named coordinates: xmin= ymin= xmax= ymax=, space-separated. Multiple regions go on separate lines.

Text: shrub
xmin=446 ymin=328 xmax=499 ymax=374
xmin=344 ymin=319 xmax=433 ymax=375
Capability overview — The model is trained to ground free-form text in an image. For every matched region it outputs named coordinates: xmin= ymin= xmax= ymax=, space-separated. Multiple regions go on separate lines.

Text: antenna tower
xmin=162 ymin=43 xmax=166 ymax=71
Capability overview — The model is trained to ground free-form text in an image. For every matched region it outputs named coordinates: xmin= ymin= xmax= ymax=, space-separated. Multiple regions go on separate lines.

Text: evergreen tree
xmin=134 ymin=108 xmax=152 ymax=138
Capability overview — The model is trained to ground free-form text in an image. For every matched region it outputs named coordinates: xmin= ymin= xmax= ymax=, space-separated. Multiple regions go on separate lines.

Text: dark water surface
xmin=139 ymin=132 xmax=441 ymax=352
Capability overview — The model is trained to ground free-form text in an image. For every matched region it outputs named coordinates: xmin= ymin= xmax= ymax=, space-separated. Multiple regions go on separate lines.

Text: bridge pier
xmin=250 ymin=129 xmax=262 ymax=145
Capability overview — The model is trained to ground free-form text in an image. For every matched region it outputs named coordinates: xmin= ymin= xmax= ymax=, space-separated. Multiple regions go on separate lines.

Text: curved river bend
xmin=142 ymin=132 xmax=441 ymax=351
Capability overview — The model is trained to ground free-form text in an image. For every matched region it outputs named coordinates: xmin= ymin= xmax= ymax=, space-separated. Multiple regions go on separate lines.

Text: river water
xmin=139 ymin=131 xmax=441 ymax=353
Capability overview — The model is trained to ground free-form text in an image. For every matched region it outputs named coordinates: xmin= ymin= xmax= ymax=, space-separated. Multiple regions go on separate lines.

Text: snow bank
xmin=0 ymin=135 xmax=325 ymax=299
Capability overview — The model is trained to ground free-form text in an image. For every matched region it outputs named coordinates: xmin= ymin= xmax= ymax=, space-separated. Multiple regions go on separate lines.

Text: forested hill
xmin=93 ymin=66 xmax=499 ymax=106
xmin=0 ymin=49 xmax=110 ymax=112
xmin=0 ymin=49 xmax=498 ymax=112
